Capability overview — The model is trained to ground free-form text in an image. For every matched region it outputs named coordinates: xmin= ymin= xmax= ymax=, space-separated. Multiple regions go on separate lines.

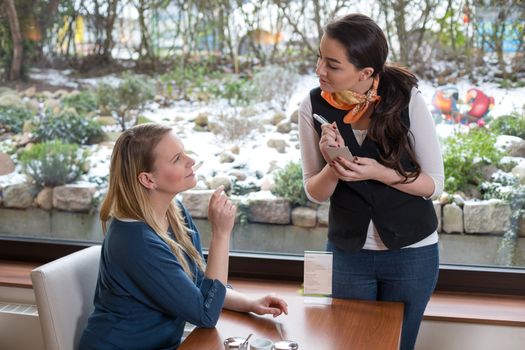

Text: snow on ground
xmin=21 ymin=68 xmax=525 ymax=188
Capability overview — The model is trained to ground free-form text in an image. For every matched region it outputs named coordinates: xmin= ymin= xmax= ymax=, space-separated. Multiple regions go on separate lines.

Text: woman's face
xmin=316 ymin=34 xmax=369 ymax=93
xmin=149 ymin=131 xmax=197 ymax=195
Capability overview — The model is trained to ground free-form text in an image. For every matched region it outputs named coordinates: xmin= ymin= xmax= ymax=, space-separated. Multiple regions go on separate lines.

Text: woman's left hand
xmin=249 ymin=294 xmax=288 ymax=318
xmin=330 ymin=156 xmax=388 ymax=183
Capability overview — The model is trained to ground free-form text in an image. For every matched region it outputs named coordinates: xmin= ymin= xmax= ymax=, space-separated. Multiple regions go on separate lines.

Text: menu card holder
xmin=303 ymin=251 xmax=333 ymax=305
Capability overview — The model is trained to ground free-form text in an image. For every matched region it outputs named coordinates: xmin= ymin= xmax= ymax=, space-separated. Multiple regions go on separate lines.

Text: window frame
xmin=1 ymin=238 xmax=524 ymax=296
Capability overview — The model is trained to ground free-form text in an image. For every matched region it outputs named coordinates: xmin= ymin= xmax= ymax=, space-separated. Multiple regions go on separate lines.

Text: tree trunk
xmin=3 ymin=0 xmax=23 ymax=80
xmin=102 ymin=0 xmax=119 ymax=60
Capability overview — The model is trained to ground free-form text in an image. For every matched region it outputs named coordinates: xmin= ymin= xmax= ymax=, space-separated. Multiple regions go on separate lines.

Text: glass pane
xmin=0 ymin=1 xmax=524 ymax=272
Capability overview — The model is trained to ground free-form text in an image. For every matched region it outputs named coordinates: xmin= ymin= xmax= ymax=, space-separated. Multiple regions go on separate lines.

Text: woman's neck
xmin=149 ymin=191 xmax=176 ymax=230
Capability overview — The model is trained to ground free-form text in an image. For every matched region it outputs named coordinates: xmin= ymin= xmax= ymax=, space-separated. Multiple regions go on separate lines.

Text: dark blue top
xmin=79 ymin=204 xmax=226 ymax=350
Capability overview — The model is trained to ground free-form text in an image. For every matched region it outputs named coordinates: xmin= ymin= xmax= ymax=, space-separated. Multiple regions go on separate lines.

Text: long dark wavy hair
xmin=324 ymin=13 xmax=421 ymax=183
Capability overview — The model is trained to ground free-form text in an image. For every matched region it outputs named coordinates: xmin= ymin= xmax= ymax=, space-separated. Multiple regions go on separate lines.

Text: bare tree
xmin=3 ymin=0 xmax=22 ymax=80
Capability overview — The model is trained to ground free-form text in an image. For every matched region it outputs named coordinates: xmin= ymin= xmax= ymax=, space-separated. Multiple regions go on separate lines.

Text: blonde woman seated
xmin=80 ymin=124 xmax=288 ymax=350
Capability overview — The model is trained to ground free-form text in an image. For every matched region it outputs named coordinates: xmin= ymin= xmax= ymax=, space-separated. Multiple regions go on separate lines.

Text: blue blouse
xmin=79 ymin=204 xmax=226 ymax=350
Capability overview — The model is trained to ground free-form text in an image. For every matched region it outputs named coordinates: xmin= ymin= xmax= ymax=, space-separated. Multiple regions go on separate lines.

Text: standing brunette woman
xmin=298 ymin=14 xmax=444 ymax=350
xmin=80 ymin=124 xmax=287 ymax=350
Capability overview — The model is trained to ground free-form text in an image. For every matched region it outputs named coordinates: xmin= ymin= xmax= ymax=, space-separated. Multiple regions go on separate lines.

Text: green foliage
xmin=0 ymin=106 xmax=33 ymax=133
xmin=19 ymin=140 xmax=85 ymax=186
xmin=272 ymin=162 xmax=308 ymax=206
xmin=436 ymin=8 xmax=466 ymax=48
xmin=207 ymin=75 xmax=252 ymax=105
xmin=97 ymin=74 xmax=155 ymax=131
xmin=489 ymin=113 xmax=525 ymax=138
xmin=61 ymin=90 xmax=98 ymax=115
xmin=231 ymin=179 xmax=260 ymax=196
xmin=443 ymin=128 xmax=503 ymax=193
xmin=159 ymin=61 xmax=214 ymax=99
xmin=33 ymin=110 xmax=104 ymax=145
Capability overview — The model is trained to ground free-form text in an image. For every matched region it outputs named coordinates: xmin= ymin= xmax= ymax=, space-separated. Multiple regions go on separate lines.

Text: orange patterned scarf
xmin=321 ymin=75 xmax=381 ymax=124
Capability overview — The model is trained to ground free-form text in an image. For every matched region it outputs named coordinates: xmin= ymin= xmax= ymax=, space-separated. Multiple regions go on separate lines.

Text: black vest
xmin=310 ymin=88 xmax=437 ymax=251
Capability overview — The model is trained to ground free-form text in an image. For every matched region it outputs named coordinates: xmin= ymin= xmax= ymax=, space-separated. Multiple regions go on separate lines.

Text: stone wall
xmin=0 ymin=182 xmax=522 ymax=237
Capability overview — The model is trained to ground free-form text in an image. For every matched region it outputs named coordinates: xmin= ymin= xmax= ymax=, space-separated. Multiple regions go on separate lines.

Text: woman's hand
xmin=330 ymin=156 xmax=389 ymax=183
xmin=208 ymin=186 xmax=236 ymax=239
xmin=319 ymin=122 xmax=345 ymax=164
xmin=249 ymin=294 xmax=288 ymax=318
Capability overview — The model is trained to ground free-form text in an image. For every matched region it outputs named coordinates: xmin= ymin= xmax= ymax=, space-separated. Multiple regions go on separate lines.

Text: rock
xmin=260 ymin=175 xmax=275 ymax=192
xmin=228 ymin=170 xmax=247 ymax=181
xmin=439 ymin=192 xmax=451 ymax=205
xmin=0 ymin=93 xmax=24 ymax=108
xmin=512 ymin=163 xmax=525 ymax=185
xmin=179 ymin=190 xmax=215 ymax=218
xmin=3 ymin=183 xmax=38 ymax=209
xmin=317 ymin=202 xmax=330 ymax=226
xmin=290 ymin=110 xmax=299 ymax=124
xmin=452 ymin=194 xmax=465 ymax=207
xmin=433 ymin=200 xmax=442 ymax=233
xmin=0 ymin=153 xmax=15 ymax=175
xmin=291 ymin=206 xmax=317 ymax=227
xmin=496 ymin=135 xmax=523 ymax=153
xmin=194 ymin=113 xmax=209 ymax=127
xmin=271 ymin=112 xmax=286 ymax=126
xmin=267 ymin=139 xmax=288 ymax=153
xmin=52 ymin=89 xmax=70 ymax=99
xmin=20 ymin=85 xmax=36 ymax=98
xmin=442 ymin=203 xmax=463 ymax=233
xmin=53 ymin=184 xmax=97 ymax=212
xmin=463 ymin=199 xmax=511 ymax=234
xmin=208 ymin=176 xmax=232 ymax=191
xmin=276 ymin=121 xmax=292 ymax=134
xmin=229 ymin=145 xmax=240 ymax=155
xmin=36 ymin=187 xmax=53 ymax=210
xmin=480 ymin=164 xmax=498 ymax=181
xmin=248 ymin=197 xmax=291 ymax=224
xmin=219 ymin=151 xmax=235 ymax=163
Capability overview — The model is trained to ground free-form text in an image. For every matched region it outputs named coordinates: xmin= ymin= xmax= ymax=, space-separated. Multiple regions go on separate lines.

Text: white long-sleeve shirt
xmin=298 ymin=87 xmax=444 ymax=250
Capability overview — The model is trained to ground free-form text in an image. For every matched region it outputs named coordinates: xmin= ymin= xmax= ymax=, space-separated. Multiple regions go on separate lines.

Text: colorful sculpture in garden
xmin=432 ymin=86 xmax=494 ymax=126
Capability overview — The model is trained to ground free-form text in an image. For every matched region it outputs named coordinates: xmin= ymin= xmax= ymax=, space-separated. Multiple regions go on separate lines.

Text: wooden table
xmin=179 ymin=279 xmax=403 ymax=350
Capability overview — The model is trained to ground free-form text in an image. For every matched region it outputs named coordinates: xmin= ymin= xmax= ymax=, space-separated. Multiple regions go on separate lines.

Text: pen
xmin=313 ymin=113 xmax=330 ymax=125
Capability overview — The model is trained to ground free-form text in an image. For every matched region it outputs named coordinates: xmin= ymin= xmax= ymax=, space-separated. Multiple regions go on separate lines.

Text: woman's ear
xmin=138 ymin=172 xmax=157 ymax=190
xmin=360 ymin=67 xmax=374 ymax=81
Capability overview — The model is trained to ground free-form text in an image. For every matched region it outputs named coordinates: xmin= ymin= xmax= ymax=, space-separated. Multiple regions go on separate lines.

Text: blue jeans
xmin=326 ymin=241 xmax=439 ymax=350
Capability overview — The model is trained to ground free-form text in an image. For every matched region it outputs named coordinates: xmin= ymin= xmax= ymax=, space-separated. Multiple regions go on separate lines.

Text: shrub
xmin=207 ymin=74 xmax=252 ymax=106
xmin=489 ymin=112 xmax=525 ymax=139
xmin=211 ymin=112 xmax=257 ymax=143
xmin=481 ymin=171 xmax=521 ymax=202
xmin=61 ymin=90 xmax=98 ymax=115
xmin=97 ymin=74 xmax=154 ymax=131
xmin=33 ymin=110 xmax=104 ymax=144
xmin=19 ymin=140 xmax=85 ymax=186
xmin=251 ymin=65 xmax=299 ymax=109
xmin=272 ymin=162 xmax=308 ymax=206
xmin=443 ymin=127 xmax=503 ymax=193
xmin=0 ymin=106 xmax=33 ymax=134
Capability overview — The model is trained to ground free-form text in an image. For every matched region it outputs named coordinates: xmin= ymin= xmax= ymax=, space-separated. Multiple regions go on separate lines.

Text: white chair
xmin=31 ymin=246 xmax=101 ymax=350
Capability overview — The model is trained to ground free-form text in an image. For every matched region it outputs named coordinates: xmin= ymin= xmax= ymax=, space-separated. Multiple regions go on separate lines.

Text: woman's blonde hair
xmin=99 ymin=124 xmax=205 ymax=277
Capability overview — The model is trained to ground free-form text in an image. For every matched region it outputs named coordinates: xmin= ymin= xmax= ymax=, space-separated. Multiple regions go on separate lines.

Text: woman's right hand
xmin=208 ymin=186 xmax=236 ymax=240
xmin=319 ymin=122 xmax=345 ymax=163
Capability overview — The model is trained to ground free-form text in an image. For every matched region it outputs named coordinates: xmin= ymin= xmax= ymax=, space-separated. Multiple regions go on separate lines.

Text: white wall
xmin=416 ymin=320 xmax=525 ymax=350
xmin=0 ymin=286 xmax=44 ymax=350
